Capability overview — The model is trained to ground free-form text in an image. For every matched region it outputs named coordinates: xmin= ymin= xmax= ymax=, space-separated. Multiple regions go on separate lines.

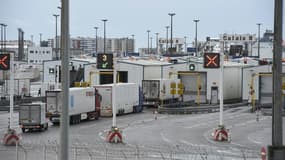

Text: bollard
xmin=16 ymin=141 xmax=19 ymax=160
xmin=24 ymin=148 xmax=27 ymax=160
xmin=74 ymin=146 xmax=77 ymax=160
xmin=43 ymin=145 xmax=46 ymax=160
xmin=261 ymin=147 xmax=266 ymax=160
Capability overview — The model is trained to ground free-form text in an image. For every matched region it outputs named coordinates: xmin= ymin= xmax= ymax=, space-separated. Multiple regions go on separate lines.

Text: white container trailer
xmin=142 ymin=79 xmax=181 ymax=106
xmin=19 ymin=103 xmax=48 ymax=132
xmin=94 ymin=83 xmax=142 ymax=117
xmin=46 ymin=87 xmax=100 ymax=124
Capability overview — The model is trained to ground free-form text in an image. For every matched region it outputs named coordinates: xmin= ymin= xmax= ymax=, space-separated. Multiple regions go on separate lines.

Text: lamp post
xmin=194 ymin=19 xmax=199 ymax=56
xmin=94 ymin=27 xmax=98 ymax=54
xmin=256 ymin=23 xmax=262 ymax=58
xmin=0 ymin=23 xmax=3 ymax=50
xmin=31 ymin=35 xmax=33 ymax=45
xmin=147 ymin=30 xmax=150 ymax=54
xmin=3 ymin=24 xmax=7 ymax=51
xmin=125 ymin=37 xmax=128 ymax=55
xmin=131 ymin=34 xmax=135 ymax=52
xmin=53 ymin=14 xmax=60 ymax=60
xmin=102 ymin=19 xmax=108 ymax=54
xmin=184 ymin=36 xmax=187 ymax=54
xmin=150 ymin=37 xmax=153 ymax=54
xmin=155 ymin=33 xmax=159 ymax=55
xmin=168 ymin=13 xmax=175 ymax=54
xmin=39 ymin=33 xmax=42 ymax=46
xmin=165 ymin=26 xmax=169 ymax=53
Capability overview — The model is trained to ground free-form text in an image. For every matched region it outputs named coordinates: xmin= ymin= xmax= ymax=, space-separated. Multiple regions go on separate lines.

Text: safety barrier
xmin=0 ymin=141 xmax=261 ymax=160
xmin=158 ymin=102 xmax=248 ymax=114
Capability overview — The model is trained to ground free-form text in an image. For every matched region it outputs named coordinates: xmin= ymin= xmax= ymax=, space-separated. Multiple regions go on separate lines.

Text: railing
xmin=0 ymin=141 xmax=261 ymax=160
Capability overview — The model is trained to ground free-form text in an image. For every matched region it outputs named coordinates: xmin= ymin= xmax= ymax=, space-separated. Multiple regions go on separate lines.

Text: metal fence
xmin=0 ymin=141 xmax=262 ymax=160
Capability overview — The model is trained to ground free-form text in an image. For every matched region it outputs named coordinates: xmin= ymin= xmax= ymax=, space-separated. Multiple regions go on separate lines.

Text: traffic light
xmin=189 ymin=64 xmax=195 ymax=71
xmin=203 ymin=53 xmax=220 ymax=68
xmin=97 ymin=53 xmax=113 ymax=69
xmin=0 ymin=54 xmax=10 ymax=70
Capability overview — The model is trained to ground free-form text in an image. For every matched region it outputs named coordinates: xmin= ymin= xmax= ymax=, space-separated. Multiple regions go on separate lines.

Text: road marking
xmin=160 ymin=132 xmax=171 ymax=143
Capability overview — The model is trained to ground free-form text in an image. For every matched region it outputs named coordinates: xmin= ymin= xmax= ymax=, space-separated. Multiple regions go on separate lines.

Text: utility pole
xmin=194 ymin=19 xmax=199 ymax=57
xmin=165 ymin=26 xmax=169 ymax=54
xmin=3 ymin=24 xmax=7 ymax=51
xmin=102 ymin=19 xmax=108 ymax=54
xmin=268 ymin=0 xmax=285 ymax=159
xmin=131 ymin=34 xmax=135 ymax=52
xmin=155 ymin=33 xmax=159 ymax=55
xmin=0 ymin=23 xmax=3 ymax=50
xmin=184 ymin=36 xmax=187 ymax=54
xmin=257 ymin=23 xmax=262 ymax=58
xmin=168 ymin=13 xmax=175 ymax=54
xmin=147 ymin=30 xmax=150 ymax=54
xmin=150 ymin=37 xmax=153 ymax=54
xmin=94 ymin=27 xmax=98 ymax=54
xmin=60 ymin=0 xmax=70 ymax=159
xmin=31 ymin=35 xmax=33 ymax=45
xmin=39 ymin=33 xmax=42 ymax=46
xmin=126 ymin=37 xmax=128 ymax=55
xmin=53 ymin=14 xmax=59 ymax=60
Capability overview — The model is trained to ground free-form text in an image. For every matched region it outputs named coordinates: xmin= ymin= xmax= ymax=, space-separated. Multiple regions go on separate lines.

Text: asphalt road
xmin=0 ymin=106 xmax=284 ymax=160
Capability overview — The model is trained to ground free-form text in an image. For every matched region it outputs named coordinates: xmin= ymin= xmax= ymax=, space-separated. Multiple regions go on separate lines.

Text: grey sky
xmin=0 ymin=0 xmax=279 ymax=50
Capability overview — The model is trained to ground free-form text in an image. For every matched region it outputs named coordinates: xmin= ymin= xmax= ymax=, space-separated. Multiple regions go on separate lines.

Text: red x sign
xmin=0 ymin=54 xmax=10 ymax=70
xmin=203 ymin=53 xmax=220 ymax=68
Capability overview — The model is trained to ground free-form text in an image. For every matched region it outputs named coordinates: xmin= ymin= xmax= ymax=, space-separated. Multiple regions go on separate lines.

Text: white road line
xmin=160 ymin=132 xmax=171 ymax=143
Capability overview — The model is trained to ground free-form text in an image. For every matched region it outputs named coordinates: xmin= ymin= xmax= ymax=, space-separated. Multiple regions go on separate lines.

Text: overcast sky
xmin=0 ymin=0 xmax=280 ymax=50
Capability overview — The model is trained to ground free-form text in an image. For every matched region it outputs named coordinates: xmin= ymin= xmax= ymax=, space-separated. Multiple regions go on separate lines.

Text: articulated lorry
xmin=46 ymin=87 xmax=101 ymax=124
xmin=19 ymin=103 xmax=48 ymax=132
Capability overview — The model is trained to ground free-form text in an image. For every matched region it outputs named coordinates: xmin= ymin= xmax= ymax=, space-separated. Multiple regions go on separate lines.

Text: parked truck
xmin=19 ymin=103 xmax=48 ymax=132
xmin=94 ymin=83 xmax=143 ymax=117
xmin=142 ymin=79 xmax=181 ymax=107
xmin=46 ymin=87 xmax=101 ymax=124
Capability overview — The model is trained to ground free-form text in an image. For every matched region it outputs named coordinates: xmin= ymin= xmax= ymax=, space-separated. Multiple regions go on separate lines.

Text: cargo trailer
xmin=19 ymin=103 xmax=48 ymax=132
xmin=46 ymin=87 xmax=101 ymax=124
xmin=94 ymin=83 xmax=142 ymax=117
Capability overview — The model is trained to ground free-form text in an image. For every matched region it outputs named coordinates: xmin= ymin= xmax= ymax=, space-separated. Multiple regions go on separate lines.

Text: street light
xmin=256 ymin=23 xmax=262 ymax=58
xmin=125 ymin=37 xmax=128 ymax=55
xmin=53 ymin=14 xmax=60 ymax=60
xmin=3 ymin=24 xmax=7 ymax=51
xmin=94 ymin=27 xmax=99 ymax=55
xmin=150 ymin=37 xmax=153 ymax=54
xmin=193 ymin=19 xmax=199 ymax=56
xmin=102 ymin=19 xmax=108 ymax=54
xmin=131 ymin=34 xmax=135 ymax=52
xmin=184 ymin=36 xmax=187 ymax=54
xmin=168 ymin=13 xmax=176 ymax=54
xmin=0 ymin=23 xmax=3 ymax=50
xmin=147 ymin=30 xmax=150 ymax=54
xmin=155 ymin=33 xmax=159 ymax=55
xmin=31 ymin=35 xmax=33 ymax=44
xmin=165 ymin=26 xmax=169 ymax=53
xmin=39 ymin=33 xmax=42 ymax=46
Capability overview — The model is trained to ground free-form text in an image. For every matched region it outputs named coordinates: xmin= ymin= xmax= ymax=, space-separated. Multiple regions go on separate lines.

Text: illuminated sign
xmin=203 ymin=53 xmax=220 ymax=68
xmin=0 ymin=54 xmax=10 ymax=70
xmin=189 ymin=64 xmax=195 ymax=71
xmin=97 ymin=54 xmax=113 ymax=69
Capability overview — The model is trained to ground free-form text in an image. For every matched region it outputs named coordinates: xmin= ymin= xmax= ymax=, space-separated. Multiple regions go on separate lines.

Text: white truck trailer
xmin=94 ymin=83 xmax=142 ymax=117
xmin=46 ymin=87 xmax=101 ymax=124
xmin=19 ymin=103 xmax=48 ymax=132
xmin=142 ymin=79 xmax=181 ymax=107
